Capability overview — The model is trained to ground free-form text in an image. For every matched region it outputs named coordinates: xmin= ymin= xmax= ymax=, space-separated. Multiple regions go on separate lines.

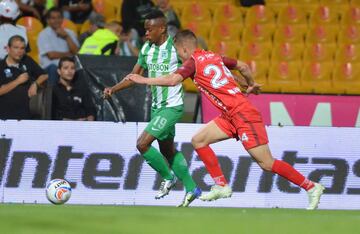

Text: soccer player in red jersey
xmin=126 ymin=30 xmax=325 ymax=209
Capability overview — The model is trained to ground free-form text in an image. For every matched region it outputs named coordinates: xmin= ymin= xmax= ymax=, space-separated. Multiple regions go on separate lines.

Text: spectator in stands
xmin=78 ymin=13 xmax=105 ymax=46
xmin=16 ymin=0 xmax=47 ymax=23
xmin=58 ymin=0 xmax=92 ymax=24
xmin=117 ymin=25 xmax=141 ymax=57
xmin=79 ymin=21 xmax=121 ymax=55
xmin=0 ymin=0 xmax=28 ymax=60
xmin=52 ymin=56 xmax=95 ymax=120
xmin=37 ymin=7 xmax=79 ymax=86
xmin=121 ymin=0 xmax=154 ymax=38
xmin=0 ymin=35 xmax=48 ymax=120
xmin=155 ymin=0 xmax=180 ymax=37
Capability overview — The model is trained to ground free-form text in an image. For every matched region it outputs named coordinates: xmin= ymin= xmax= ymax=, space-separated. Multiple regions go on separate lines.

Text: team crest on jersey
xmin=4 ymin=68 xmax=12 ymax=78
xmin=160 ymin=50 xmax=169 ymax=60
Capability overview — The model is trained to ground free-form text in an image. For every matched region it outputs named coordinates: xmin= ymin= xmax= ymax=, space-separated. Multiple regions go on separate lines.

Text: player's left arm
xmin=126 ymin=73 xmax=183 ymax=86
xmin=127 ymin=58 xmax=195 ymax=86
xmin=223 ymin=57 xmax=261 ymax=95
xmin=236 ymin=61 xmax=262 ymax=95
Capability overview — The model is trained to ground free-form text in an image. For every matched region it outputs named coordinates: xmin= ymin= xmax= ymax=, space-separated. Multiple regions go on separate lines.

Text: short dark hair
xmin=174 ymin=30 xmax=197 ymax=45
xmin=58 ymin=56 xmax=75 ymax=69
xmin=7 ymin=35 xmax=26 ymax=47
xmin=46 ymin=7 xmax=63 ymax=19
xmin=144 ymin=9 xmax=165 ymax=20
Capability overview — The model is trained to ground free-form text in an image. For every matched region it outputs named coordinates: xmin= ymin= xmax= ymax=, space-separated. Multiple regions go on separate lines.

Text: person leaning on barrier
xmin=52 ymin=56 xmax=96 ymax=121
xmin=0 ymin=35 xmax=48 ymax=120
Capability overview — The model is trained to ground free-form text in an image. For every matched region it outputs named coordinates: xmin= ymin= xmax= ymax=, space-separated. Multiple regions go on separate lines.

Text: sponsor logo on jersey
xmin=148 ymin=63 xmax=169 ymax=72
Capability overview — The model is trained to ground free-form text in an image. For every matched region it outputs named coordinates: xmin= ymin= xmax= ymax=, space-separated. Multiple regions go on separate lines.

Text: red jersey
xmin=176 ymin=49 xmax=268 ymax=149
xmin=177 ymin=49 xmax=244 ymax=116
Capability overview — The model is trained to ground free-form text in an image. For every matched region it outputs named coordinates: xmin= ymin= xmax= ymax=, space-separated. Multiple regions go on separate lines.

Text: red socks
xmin=272 ymin=159 xmax=314 ymax=191
xmin=195 ymin=146 xmax=228 ymax=186
xmin=195 ymin=147 xmax=314 ymax=191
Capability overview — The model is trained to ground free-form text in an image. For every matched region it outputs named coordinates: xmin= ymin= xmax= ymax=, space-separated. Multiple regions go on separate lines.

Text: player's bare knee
xmin=259 ymin=160 xmax=274 ymax=172
xmin=136 ymin=140 xmax=149 ymax=154
xmin=191 ymin=135 xmax=205 ymax=148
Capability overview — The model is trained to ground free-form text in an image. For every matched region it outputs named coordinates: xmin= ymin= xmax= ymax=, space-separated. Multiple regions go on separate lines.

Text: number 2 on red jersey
xmin=203 ymin=63 xmax=233 ymax=89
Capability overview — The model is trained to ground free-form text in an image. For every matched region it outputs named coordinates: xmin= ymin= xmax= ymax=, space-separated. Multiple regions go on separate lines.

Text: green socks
xmin=143 ymin=146 xmax=173 ymax=180
xmin=143 ymin=147 xmax=197 ymax=192
xmin=169 ymin=152 xmax=197 ymax=192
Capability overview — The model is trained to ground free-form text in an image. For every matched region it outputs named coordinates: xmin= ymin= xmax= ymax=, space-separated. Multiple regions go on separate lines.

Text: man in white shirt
xmin=0 ymin=0 xmax=28 ymax=60
xmin=37 ymin=7 xmax=79 ymax=85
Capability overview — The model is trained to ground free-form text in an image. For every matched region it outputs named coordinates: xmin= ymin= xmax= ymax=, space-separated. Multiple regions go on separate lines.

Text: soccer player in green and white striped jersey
xmin=103 ymin=9 xmax=201 ymax=207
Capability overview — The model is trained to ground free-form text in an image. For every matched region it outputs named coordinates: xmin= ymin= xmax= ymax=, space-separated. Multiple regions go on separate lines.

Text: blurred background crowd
xmin=1 ymin=0 xmax=360 ymax=121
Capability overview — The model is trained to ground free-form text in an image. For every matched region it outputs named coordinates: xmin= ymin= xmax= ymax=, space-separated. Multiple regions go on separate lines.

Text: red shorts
xmin=214 ymin=101 xmax=269 ymax=150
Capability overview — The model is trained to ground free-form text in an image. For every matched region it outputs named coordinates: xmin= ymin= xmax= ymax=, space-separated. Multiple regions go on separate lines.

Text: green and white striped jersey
xmin=137 ymin=36 xmax=183 ymax=109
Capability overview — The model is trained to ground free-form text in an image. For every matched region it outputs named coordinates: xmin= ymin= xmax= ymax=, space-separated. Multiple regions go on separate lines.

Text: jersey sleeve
xmin=222 ymin=56 xmax=237 ymax=70
xmin=175 ymin=58 xmax=196 ymax=79
xmin=136 ymin=44 xmax=148 ymax=69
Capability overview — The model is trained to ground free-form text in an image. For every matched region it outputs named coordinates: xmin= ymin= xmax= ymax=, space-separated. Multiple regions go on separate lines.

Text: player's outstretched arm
xmin=103 ymin=64 xmax=144 ymax=98
xmin=127 ymin=73 xmax=183 ymax=87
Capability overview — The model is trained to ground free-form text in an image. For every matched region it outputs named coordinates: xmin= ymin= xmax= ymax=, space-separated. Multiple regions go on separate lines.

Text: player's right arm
xmin=0 ymin=73 xmax=29 ymax=96
xmin=103 ymin=47 xmax=146 ymax=98
xmin=103 ymin=64 xmax=144 ymax=98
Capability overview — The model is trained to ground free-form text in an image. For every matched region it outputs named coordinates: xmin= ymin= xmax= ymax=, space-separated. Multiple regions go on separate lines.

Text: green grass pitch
xmin=0 ymin=204 xmax=359 ymax=234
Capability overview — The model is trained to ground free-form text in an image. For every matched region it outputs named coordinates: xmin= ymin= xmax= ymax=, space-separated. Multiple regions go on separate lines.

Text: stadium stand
xmin=181 ymin=2 xmax=212 ymax=23
xmin=271 ymin=42 xmax=304 ymax=62
xmin=273 ymin=24 xmax=307 ymax=44
xmin=212 ymin=3 xmax=243 ymax=23
xmin=182 ymin=21 xmax=212 ymax=42
xmin=92 ymin=0 xmax=122 ymax=21
xmin=210 ymin=21 xmax=242 ymax=42
xmin=288 ymin=0 xmax=319 ymax=17
xmin=338 ymin=24 xmax=360 ymax=44
xmin=10 ymin=0 xmax=360 ymax=97
xmin=268 ymin=60 xmax=303 ymax=93
xmin=16 ymin=16 xmax=44 ymax=37
xmin=333 ymin=61 xmax=360 ymax=94
xmin=242 ymin=23 xmax=276 ymax=43
xmin=209 ymin=40 xmax=240 ymax=59
xmin=303 ymin=43 xmax=336 ymax=62
xmin=265 ymin=0 xmax=289 ymax=15
xmin=306 ymin=24 xmax=338 ymax=44
xmin=301 ymin=61 xmax=334 ymax=94
xmin=245 ymin=4 xmax=276 ymax=25
xmin=16 ymin=16 xmax=44 ymax=63
xmin=341 ymin=5 xmax=360 ymax=25
xmin=336 ymin=43 xmax=360 ymax=62
xmin=243 ymin=59 xmax=270 ymax=92
xmin=62 ymin=18 xmax=79 ymax=35
xmin=309 ymin=5 xmax=340 ymax=25
xmin=239 ymin=42 xmax=272 ymax=61
xmin=277 ymin=5 xmax=308 ymax=25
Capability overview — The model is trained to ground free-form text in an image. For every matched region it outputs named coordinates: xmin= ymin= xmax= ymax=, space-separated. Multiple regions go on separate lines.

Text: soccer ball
xmin=46 ymin=179 xmax=72 ymax=205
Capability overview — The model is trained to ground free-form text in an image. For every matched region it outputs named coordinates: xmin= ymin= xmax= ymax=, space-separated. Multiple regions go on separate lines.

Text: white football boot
xmin=306 ymin=183 xmax=325 ymax=210
xmin=155 ymin=176 xmax=177 ymax=199
xmin=199 ymin=184 xmax=232 ymax=201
